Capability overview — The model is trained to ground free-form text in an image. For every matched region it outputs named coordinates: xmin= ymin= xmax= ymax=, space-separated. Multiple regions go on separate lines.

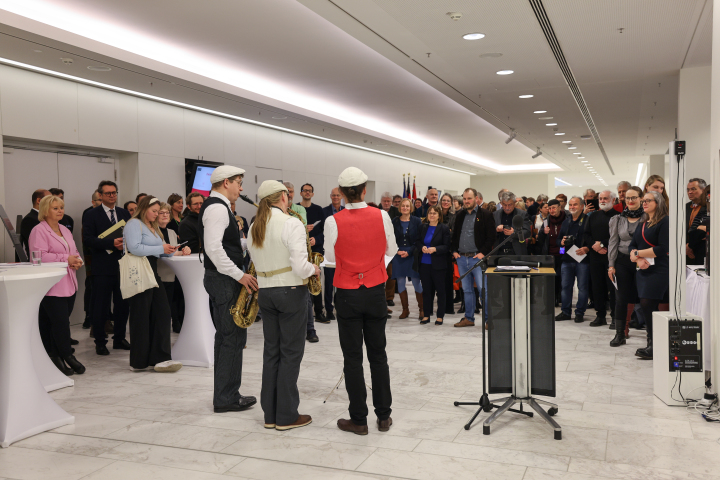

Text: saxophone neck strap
xmin=256 ymin=266 xmax=292 ymax=277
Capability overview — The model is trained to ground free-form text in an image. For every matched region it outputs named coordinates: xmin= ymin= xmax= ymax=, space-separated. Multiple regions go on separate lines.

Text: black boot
xmin=63 ymin=355 xmax=86 ymax=374
xmin=609 ymin=333 xmax=626 ymax=347
xmin=50 ymin=356 xmax=74 ymax=376
xmin=458 ymin=299 xmax=465 ymax=314
xmin=635 ymin=337 xmax=653 ymax=359
xmin=453 ymin=291 xmax=462 ymax=304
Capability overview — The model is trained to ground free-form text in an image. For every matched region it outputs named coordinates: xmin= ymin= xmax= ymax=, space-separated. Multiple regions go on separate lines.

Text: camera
xmin=565 ymin=235 xmax=575 ymax=246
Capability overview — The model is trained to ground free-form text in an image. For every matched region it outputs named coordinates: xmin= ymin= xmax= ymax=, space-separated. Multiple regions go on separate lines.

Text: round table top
xmin=161 ymin=254 xmax=201 ymax=263
xmin=0 ymin=265 xmax=66 ymax=282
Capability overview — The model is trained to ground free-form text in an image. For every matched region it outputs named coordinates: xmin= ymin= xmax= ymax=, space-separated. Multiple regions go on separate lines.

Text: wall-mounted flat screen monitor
xmin=185 ymin=159 xmax=223 ymax=196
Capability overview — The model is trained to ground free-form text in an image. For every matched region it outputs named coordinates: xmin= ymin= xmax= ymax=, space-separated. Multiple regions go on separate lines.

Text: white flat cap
xmin=258 ymin=180 xmax=288 ymax=200
xmin=338 ymin=167 xmax=368 ymax=187
xmin=210 ymin=165 xmax=246 ymax=184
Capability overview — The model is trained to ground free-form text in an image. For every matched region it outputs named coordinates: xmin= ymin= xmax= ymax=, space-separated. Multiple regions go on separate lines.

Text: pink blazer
xmin=28 ymin=221 xmax=81 ymax=297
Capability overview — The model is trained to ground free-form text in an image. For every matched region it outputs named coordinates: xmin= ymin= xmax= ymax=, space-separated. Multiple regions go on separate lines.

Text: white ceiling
xmin=0 ymin=0 xmax=713 ymax=188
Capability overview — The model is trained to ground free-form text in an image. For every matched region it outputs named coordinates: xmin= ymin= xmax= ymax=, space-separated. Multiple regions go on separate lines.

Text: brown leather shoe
xmin=337 ymin=418 xmax=368 ymax=435
xmin=454 ymin=318 xmax=475 ymax=328
xmin=275 ymin=414 xmax=312 ymax=431
xmin=377 ymin=417 xmax=392 ymax=432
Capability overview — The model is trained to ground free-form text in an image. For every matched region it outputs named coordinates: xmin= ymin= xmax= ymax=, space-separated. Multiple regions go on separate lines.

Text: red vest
xmin=333 ymin=207 xmax=388 ymax=289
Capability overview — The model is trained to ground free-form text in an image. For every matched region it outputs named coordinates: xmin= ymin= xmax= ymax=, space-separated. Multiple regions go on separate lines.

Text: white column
xmin=648 ymin=154 xmax=666 ymax=179
xmin=709 ymin=0 xmax=720 ymax=390
xmin=679 ymin=66 xmax=712 ymax=183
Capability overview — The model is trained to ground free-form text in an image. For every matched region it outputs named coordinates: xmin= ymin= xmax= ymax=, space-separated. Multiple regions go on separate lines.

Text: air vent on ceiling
xmin=528 ymin=0 xmax=614 ymax=175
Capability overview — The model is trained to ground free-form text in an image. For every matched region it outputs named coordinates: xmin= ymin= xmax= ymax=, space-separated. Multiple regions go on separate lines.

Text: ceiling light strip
xmin=527 ymin=0 xmax=614 ymax=175
xmin=0 ymin=56 xmax=476 ymax=175
xmin=555 ymin=177 xmax=572 ymax=186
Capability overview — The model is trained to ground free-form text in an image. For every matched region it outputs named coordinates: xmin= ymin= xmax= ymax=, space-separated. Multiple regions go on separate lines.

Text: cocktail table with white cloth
xmin=160 ymin=255 xmax=215 ymax=367
xmin=685 ymin=266 xmax=711 ymax=367
xmin=0 ymin=265 xmax=75 ymax=447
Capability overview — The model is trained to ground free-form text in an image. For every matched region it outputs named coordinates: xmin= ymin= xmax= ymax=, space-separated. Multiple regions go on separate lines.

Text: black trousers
xmin=204 ymin=269 xmax=246 ymax=406
xmin=83 ymin=273 xmax=92 ymax=319
xmin=444 ymin=260 xmax=455 ymax=315
xmin=614 ymin=253 xmax=639 ymax=334
xmin=335 ymin=283 xmax=392 ymax=425
xmin=311 ymin=287 xmax=323 ymax=316
xmin=92 ymin=272 xmax=129 ymax=347
xmin=589 ymin=254 xmax=615 ymax=319
xmin=172 ymin=278 xmax=185 ymax=330
xmin=259 ymin=286 xmax=308 ymax=426
xmin=323 ymin=267 xmax=335 ymax=315
xmin=419 ymin=264 xmax=447 ymax=318
xmin=553 ymin=255 xmax=563 ymax=302
xmin=127 ymin=259 xmax=172 ymax=369
xmin=39 ymin=294 xmax=76 ymax=357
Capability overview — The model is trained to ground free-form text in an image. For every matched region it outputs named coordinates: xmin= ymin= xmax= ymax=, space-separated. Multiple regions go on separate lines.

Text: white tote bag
xmin=119 ymin=232 xmax=158 ymax=299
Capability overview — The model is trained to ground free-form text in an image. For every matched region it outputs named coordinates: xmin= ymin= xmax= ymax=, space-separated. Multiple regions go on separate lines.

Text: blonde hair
xmin=38 ymin=195 xmax=64 ymax=222
xmin=132 ymin=196 xmax=162 ymax=237
xmin=250 ymin=191 xmax=285 ymax=248
xmin=158 ymin=202 xmax=171 ymax=213
xmin=399 ymin=198 xmax=414 ymax=213
xmin=515 ymin=201 xmax=526 ymax=211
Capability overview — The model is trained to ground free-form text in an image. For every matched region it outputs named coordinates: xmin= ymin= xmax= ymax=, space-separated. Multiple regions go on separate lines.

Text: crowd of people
xmin=17 ymin=165 xmax=705 ymax=433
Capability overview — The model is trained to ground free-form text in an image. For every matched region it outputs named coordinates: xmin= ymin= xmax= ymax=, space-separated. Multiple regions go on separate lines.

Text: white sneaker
xmin=154 ymin=360 xmax=182 ymax=373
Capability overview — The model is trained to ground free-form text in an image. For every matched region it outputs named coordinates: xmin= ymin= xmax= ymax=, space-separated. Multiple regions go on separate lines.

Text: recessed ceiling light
xmin=271 ymin=116 xmax=287 ymax=120
xmin=87 ymin=65 xmax=111 ymax=72
xmin=561 ymin=140 xmax=572 ymax=144
xmin=496 ymin=70 xmax=514 ymax=75
xmin=568 ymin=147 xmax=577 ymax=149
xmin=555 ymin=133 xmax=565 ymax=135
xmin=519 ymin=94 xmax=534 ymax=98
xmin=580 ymin=135 xmax=591 ymax=139
xmin=539 ymin=116 xmax=553 ymax=120
xmin=573 ymin=152 xmax=581 ymax=155
xmin=33 ymin=49 xmax=42 ymax=53
xmin=578 ymin=157 xmax=585 ymax=159
xmin=534 ymin=110 xmax=547 ymax=114
xmin=480 ymin=52 xmax=503 ymax=58
xmin=546 ymin=123 xmax=557 ymax=126
xmin=463 ymin=33 xmax=486 ymax=40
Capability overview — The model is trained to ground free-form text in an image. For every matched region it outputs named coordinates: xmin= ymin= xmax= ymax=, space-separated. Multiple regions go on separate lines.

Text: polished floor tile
xmin=1 ymin=288 xmax=713 ymax=479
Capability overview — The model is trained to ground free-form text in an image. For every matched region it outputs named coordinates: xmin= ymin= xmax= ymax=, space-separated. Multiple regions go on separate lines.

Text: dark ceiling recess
xmin=528 ymin=0 xmax=615 ymax=175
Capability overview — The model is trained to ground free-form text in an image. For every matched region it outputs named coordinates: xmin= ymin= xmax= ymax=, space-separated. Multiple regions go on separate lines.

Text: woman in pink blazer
xmin=28 ymin=195 xmax=86 ymax=376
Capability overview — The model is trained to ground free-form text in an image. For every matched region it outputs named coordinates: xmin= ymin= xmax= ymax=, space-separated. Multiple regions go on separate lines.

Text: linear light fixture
xmin=0 ymin=56 xmax=479 ymax=175
xmin=555 ymin=177 xmax=572 ymax=186
xmin=635 ymin=162 xmax=645 ymax=186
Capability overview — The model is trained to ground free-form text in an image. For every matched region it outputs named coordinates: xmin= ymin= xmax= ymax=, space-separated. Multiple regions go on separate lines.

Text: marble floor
xmin=4 ymin=289 xmax=720 ymax=480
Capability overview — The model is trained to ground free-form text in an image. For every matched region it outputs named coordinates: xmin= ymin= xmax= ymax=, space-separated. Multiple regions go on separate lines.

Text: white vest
xmin=248 ymin=209 xmax=306 ymax=288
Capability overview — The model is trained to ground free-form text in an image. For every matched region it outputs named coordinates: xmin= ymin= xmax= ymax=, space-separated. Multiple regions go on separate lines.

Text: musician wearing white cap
xmin=198 ymin=165 xmax=259 ymax=413
xmin=324 ymin=167 xmax=398 ymax=435
xmin=247 ymin=180 xmax=319 ymax=431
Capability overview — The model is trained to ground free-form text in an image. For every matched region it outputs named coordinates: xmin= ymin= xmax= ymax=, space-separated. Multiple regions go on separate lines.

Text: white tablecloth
xmin=0 ymin=265 xmax=74 ymax=447
xmin=161 ymin=255 xmax=215 ymax=367
xmin=686 ymin=267 xmax=711 ymax=367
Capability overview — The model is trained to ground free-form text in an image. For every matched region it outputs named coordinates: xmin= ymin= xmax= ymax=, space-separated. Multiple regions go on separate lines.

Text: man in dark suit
xmin=298 ymin=183 xmax=327 ymax=323
xmin=81 ymin=190 xmax=103 ymax=329
xmin=49 ymin=188 xmax=74 ymax=232
xmin=82 ymin=180 xmax=131 ymax=355
xmin=379 ymin=192 xmax=401 ymax=307
xmin=20 ymin=189 xmax=50 ymax=258
xmin=179 ymin=192 xmax=204 ymax=253
xmin=686 ymin=178 xmax=707 ymax=265
xmin=492 ymin=191 xmax=531 ymax=256
xmin=320 ymin=187 xmax=344 ymax=320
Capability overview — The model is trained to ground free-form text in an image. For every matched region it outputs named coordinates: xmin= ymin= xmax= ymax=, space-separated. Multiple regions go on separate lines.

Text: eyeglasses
xmin=625 ymin=196 xmax=640 ymax=201
xmin=158 ymin=211 xmax=170 ymax=215
xmin=301 ymin=189 xmax=313 ymax=193
xmin=642 ymin=199 xmax=655 ymax=204
xmin=102 ymin=191 xmax=118 ymax=197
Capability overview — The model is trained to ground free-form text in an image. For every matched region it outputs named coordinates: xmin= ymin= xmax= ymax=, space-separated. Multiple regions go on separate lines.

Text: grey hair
xmin=689 ymin=178 xmax=708 ymax=190
xmin=570 ymin=195 xmax=585 ymax=207
xmin=453 ymin=195 xmax=463 ymax=204
xmin=499 ymin=191 xmax=516 ymax=203
xmin=282 ymin=181 xmax=294 ymax=189
xmin=381 ymin=191 xmax=392 ymax=200
xmin=600 ymin=190 xmax=616 ymax=202
xmin=617 ymin=181 xmax=631 ymax=190
xmin=583 ymin=188 xmax=596 ymax=197
xmin=537 ymin=194 xmax=548 ymax=203
xmin=497 ymin=188 xmax=509 ymax=200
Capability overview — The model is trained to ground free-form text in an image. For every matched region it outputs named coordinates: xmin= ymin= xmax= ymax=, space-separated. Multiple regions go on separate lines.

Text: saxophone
xmin=231 ymin=195 xmax=260 ymax=328
xmin=287 ymin=208 xmax=324 ymax=296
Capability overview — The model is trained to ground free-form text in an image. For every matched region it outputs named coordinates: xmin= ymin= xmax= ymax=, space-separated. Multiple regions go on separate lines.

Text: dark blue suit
xmin=82 ymin=205 xmax=131 ymax=347
xmin=322 ymin=204 xmax=344 ymax=315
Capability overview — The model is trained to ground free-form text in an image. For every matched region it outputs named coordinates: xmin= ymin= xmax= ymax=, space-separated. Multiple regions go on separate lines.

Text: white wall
xmin=0 ymin=65 xmax=471 ymax=219
xmin=470 ymin=173 xmax=554 ymax=203
xmin=678 ymin=66 xmax=712 ymax=184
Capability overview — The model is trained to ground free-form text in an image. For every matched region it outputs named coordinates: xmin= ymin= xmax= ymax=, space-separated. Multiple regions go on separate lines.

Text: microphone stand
xmin=453 ymin=231 xmax=533 ymax=430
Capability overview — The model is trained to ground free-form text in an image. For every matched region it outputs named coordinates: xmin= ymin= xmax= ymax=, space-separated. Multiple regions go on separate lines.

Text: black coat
xmin=178 ymin=212 xmax=201 ymax=254
xmin=583 ymin=208 xmax=619 ymax=259
xmin=492 ymin=208 xmax=531 ymax=255
xmin=81 ymin=205 xmax=131 ymax=276
xmin=414 ymin=223 xmax=451 ymax=270
xmin=450 ymin=207 xmax=495 ymax=255
xmin=392 ymin=216 xmax=423 ymax=255
xmin=20 ymin=209 xmax=39 ymax=257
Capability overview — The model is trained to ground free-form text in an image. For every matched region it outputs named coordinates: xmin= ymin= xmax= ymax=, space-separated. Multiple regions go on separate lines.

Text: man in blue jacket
xmin=555 ymin=196 xmax=590 ymax=323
